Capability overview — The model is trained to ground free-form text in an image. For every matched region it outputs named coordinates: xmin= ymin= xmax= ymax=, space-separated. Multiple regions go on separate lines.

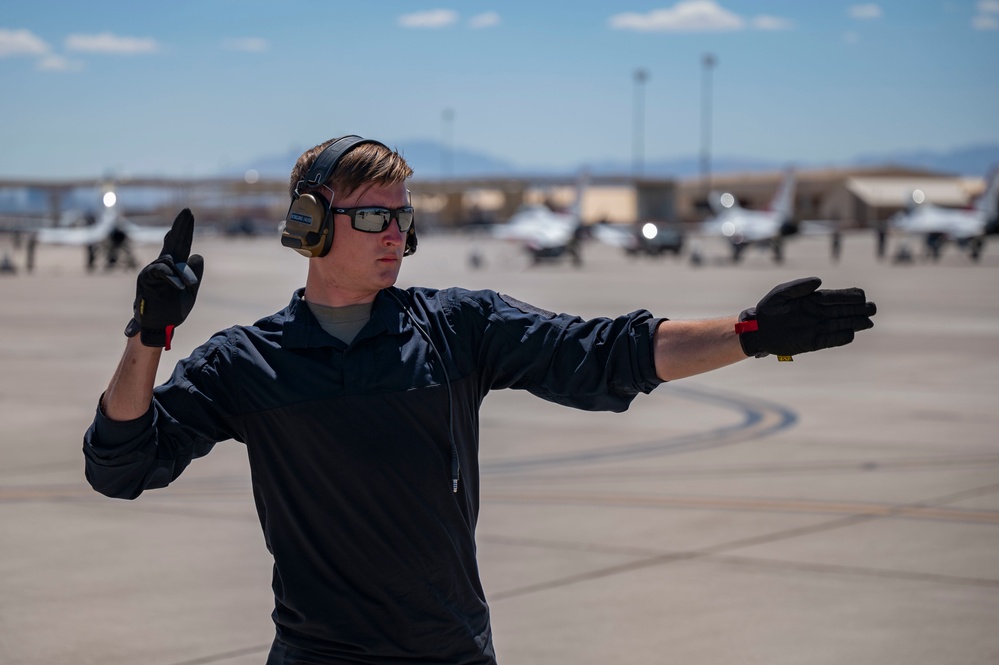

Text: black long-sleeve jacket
xmin=84 ymin=286 xmax=664 ymax=664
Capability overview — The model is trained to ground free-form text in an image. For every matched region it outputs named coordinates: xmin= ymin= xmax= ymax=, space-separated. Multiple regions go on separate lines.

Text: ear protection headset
xmin=281 ymin=135 xmax=418 ymax=258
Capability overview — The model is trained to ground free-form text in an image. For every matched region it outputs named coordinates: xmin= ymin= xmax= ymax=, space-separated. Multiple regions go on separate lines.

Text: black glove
xmin=737 ymin=276 xmax=876 ymax=358
xmin=124 ymin=209 xmax=204 ymax=350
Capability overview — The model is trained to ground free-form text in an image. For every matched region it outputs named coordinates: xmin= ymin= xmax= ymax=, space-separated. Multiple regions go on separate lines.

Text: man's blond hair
xmin=288 ymin=139 xmax=413 ymax=201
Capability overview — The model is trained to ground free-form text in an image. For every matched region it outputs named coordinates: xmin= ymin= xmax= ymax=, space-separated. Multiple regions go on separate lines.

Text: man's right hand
xmin=124 ymin=209 xmax=204 ymax=350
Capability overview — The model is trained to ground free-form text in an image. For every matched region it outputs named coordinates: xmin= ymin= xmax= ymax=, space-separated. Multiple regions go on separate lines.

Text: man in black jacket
xmin=84 ymin=135 xmax=875 ymax=664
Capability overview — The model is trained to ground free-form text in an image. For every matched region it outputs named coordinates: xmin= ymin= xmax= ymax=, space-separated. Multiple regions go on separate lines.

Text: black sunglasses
xmin=332 ymin=206 xmax=415 ymax=233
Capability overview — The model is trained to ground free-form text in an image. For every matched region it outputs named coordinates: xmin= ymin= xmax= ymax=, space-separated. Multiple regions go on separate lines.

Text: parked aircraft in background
xmin=698 ymin=168 xmax=799 ymax=263
xmin=889 ymin=167 xmax=999 ymax=262
xmin=25 ymin=188 xmax=172 ymax=273
xmin=487 ymin=173 xmax=588 ymax=266
xmin=490 ymin=204 xmax=582 ymax=265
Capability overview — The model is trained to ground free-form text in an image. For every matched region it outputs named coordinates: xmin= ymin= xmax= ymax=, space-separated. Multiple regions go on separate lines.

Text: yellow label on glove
xmin=777 ymin=355 xmax=793 ymax=362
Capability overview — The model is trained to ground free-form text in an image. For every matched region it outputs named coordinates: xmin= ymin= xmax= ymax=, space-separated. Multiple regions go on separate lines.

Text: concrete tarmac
xmin=2 ymin=229 xmax=998 ymax=664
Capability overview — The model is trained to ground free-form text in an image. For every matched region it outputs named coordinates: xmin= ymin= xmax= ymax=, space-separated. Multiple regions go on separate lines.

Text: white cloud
xmin=752 ymin=15 xmax=794 ymax=31
xmin=222 ymin=37 xmax=269 ymax=52
xmin=65 ymin=32 xmax=158 ymax=54
xmin=844 ymin=30 xmax=860 ymax=44
xmin=398 ymin=9 xmax=459 ymax=29
xmin=469 ymin=12 xmax=501 ymax=29
xmin=0 ymin=28 xmax=49 ymax=57
xmin=37 ymin=54 xmax=84 ymax=72
xmin=973 ymin=0 xmax=999 ymax=29
xmin=848 ymin=4 xmax=883 ymax=20
xmin=610 ymin=1 xmax=744 ymax=32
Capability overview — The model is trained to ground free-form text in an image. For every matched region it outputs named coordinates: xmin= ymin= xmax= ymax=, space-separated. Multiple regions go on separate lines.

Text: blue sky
xmin=1 ymin=1 xmax=997 ymax=179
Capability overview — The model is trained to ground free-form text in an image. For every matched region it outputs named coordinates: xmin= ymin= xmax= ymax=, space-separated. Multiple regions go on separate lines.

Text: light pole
xmin=700 ymin=53 xmax=716 ymax=193
xmin=441 ymin=108 xmax=454 ymax=180
xmin=633 ymin=68 xmax=649 ymax=177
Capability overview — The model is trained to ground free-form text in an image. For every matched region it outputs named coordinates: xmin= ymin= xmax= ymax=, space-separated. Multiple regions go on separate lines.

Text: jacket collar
xmin=280 ymin=287 xmax=409 ymax=349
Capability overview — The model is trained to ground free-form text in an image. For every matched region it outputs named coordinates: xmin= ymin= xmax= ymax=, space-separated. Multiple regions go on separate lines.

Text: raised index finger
xmin=160 ymin=208 xmax=195 ymax=262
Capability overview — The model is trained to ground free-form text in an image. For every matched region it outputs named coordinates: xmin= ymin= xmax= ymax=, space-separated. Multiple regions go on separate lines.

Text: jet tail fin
xmin=767 ymin=168 xmax=796 ymax=220
xmin=974 ymin=165 xmax=999 ymax=222
xmin=569 ymin=168 xmax=590 ymax=221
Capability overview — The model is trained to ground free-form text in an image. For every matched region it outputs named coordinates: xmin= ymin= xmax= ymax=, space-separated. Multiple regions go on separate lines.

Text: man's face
xmin=319 ymin=179 xmax=409 ymax=301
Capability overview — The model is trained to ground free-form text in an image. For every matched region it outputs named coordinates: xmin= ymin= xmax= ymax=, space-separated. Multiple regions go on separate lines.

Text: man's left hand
xmin=738 ymin=276 xmax=876 ymax=358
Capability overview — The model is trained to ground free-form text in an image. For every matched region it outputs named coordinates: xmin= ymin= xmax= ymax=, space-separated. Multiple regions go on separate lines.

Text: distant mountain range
xmin=239 ymin=141 xmax=999 ymax=181
xmin=849 ymin=144 xmax=999 ymax=177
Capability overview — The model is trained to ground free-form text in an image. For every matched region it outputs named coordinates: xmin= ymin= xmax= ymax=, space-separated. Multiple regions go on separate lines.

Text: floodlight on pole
xmin=700 ymin=53 xmax=717 ymax=193
xmin=633 ymin=68 xmax=649 ymax=177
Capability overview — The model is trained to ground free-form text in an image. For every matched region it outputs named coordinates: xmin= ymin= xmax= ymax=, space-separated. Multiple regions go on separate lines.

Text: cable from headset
xmin=387 ymin=290 xmax=460 ymax=493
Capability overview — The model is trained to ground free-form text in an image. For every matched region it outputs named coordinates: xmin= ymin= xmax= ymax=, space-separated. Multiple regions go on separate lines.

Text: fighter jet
xmin=488 ymin=173 xmax=588 ymax=266
xmin=698 ymin=168 xmax=798 ymax=263
xmin=490 ymin=204 xmax=581 ymax=264
xmin=25 ymin=186 xmax=172 ymax=273
xmin=889 ymin=167 xmax=999 ymax=262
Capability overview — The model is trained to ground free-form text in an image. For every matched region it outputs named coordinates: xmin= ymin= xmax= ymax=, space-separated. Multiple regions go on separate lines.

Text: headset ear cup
xmin=315 ymin=208 xmax=334 ymax=257
xmin=404 ymin=223 xmax=418 ymax=256
xmin=282 ymin=193 xmax=334 ymax=257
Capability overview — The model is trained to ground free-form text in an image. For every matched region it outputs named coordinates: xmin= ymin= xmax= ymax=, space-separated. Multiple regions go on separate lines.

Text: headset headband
xmin=299 ymin=135 xmax=389 ymax=194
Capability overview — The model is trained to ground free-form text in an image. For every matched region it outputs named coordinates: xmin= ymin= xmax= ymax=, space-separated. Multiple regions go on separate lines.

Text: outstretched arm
xmin=653 ymin=277 xmax=876 ymax=382
xmin=654 ymin=317 xmax=745 ymax=381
